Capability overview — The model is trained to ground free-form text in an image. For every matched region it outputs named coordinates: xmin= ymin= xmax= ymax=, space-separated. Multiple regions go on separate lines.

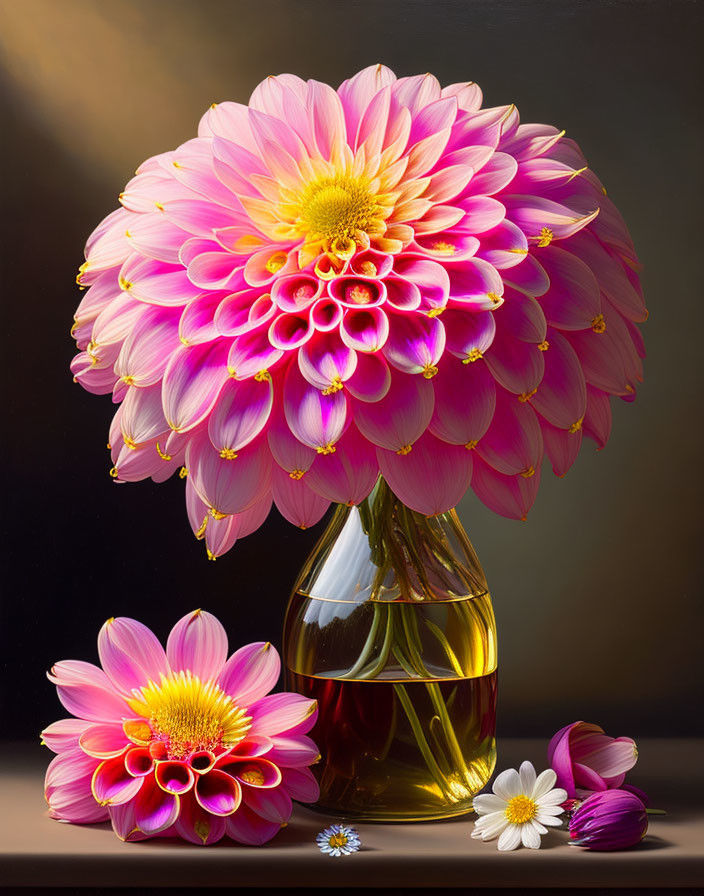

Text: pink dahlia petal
xmin=92 ymin=756 xmax=144 ymax=806
xmin=430 ymin=354 xmax=496 ymax=446
xmin=500 ymin=122 xmax=564 ymax=160
xmin=179 ymin=292 xmax=226 ymax=345
xmin=228 ymin=327 xmax=284 ymax=379
xmin=392 ymin=257 xmax=449 ymax=311
xmin=457 ymin=196 xmax=506 ymax=234
xmin=283 ymin=362 xmax=349 ymax=453
xmin=443 ymin=307 xmax=496 ymax=362
xmin=267 ymin=409 xmax=317 ymax=475
xmin=471 ymin=453 xmax=541 ymax=521
xmin=48 ymin=660 xmax=132 ymax=722
xmin=541 ymin=420 xmax=582 ymax=478
xmin=530 ymin=329 xmax=587 ymax=430
xmin=97 ymin=616 xmax=169 ymax=695
xmin=78 ymin=723 xmax=130 ymax=759
xmin=227 ymin=490 xmax=271 ymax=540
xmin=195 ymin=769 xmax=242 ymax=816
xmin=174 ymin=792 xmax=227 ymax=845
xmin=272 ymin=463 xmax=331 ymax=529
xmin=353 ymin=369 xmax=434 ymax=452
xmin=305 ymin=424 xmax=379 ymax=505
xmin=475 ymin=220 xmax=529 ymax=269
xmin=377 ymin=430 xmax=472 ymax=515
xmin=41 ymin=719 xmax=92 ymax=754
xmin=91 ymin=293 xmax=143 ymax=347
xmin=187 ymin=252 xmax=246 ymax=292
xmin=494 ymin=286 xmax=546 ymax=343
xmin=266 ymin=735 xmax=320 ymax=768
xmin=272 ymin=274 xmax=323 ymax=313
xmin=108 ymin=801 xmax=150 ymax=841
xmin=225 ymin=803 xmax=281 ymax=846
xmin=462 ymin=152 xmax=517 ymax=198
xmin=338 ymin=64 xmax=396 ymax=140
xmin=383 ymin=310 xmax=446 ymax=376
xmin=280 ymin=766 xmax=320 ymax=803
xmin=121 ymin=257 xmax=200 ymax=307
xmin=243 ymin=786 xmax=292 ymax=824
xmin=447 ymin=257 xmax=504 ymax=310
xmin=229 ymin=736 xmax=275 ymax=759
xmin=219 ymin=757 xmax=282 ymax=789
xmin=134 ymin=774 xmax=180 ymax=834
xmin=503 ymin=252 xmax=550 ymax=296
xmin=154 ymin=761 xmax=195 ymax=795
xmin=269 ymin=311 xmax=316 ymax=351
xmin=248 ymin=693 xmax=317 ymax=737
xmin=340 ymin=306 xmax=390 ymax=352
xmin=45 ymin=752 xmax=108 ymax=824
xmin=115 ymin=306 xmax=181 ymax=387
xmin=441 ymin=80 xmax=483 ymax=112
xmin=503 ymin=195 xmax=599 ymax=244
xmin=424 ymin=164 xmax=475 ymax=205
xmin=125 ymin=214 xmax=187 ymax=265
xmin=484 ymin=326 xmax=545 ymax=396
xmin=166 ymin=609 xmax=228 ymax=681
xmin=345 ymin=351 xmax=392 ymax=402
xmin=564 ymin=324 xmax=631 ymax=397
xmin=583 ymin=386 xmax=612 ymax=448
xmin=475 ymin=388 xmax=543 ymax=476
xmin=207 ymin=375 xmax=273 ymax=455
xmin=298 ymin=331 xmax=358 ymax=392
xmin=45 ymin=749 xmax=98 ymax=794
xmin=218 ymin=641 xmax=281 ymax=707
xmin=124 ymin=748 xmax=155 ymax=777
xmin=186 ymin=432 xmax=272 ymax=515
xmin=536 ymin=245 xmax=601 ymax=330
xmin=119 ymin=384 xmax=170 ymax=447
xmin=310 ymin=296 xmax=343 ymax=331
xmin=162 ymin=340 xmax=231 ymax=433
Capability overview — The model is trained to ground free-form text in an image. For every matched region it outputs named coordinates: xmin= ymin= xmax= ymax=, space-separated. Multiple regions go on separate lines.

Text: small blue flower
xmin=316 ymin=823 xmax=361 ymax=857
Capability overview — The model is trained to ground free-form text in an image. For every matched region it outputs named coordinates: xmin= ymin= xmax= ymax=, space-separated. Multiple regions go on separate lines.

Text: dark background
xmin=0 ymin=0 xmax=702 ymax=743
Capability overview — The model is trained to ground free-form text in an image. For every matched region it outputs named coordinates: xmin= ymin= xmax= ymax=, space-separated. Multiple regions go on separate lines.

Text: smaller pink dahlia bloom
xmin=42 ymin=611 xmax=319 ymax=845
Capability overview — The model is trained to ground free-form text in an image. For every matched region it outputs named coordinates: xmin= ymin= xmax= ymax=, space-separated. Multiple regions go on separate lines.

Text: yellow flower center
xmin=328 ymin=832 xmax=349 ymax=848
xmin=299 ymin=175 xmax=381 ymax=247
xmin=505 ymin=795 xmax=538 ymax=825
xmin=127 ymin=671 xmax=251 ymax=760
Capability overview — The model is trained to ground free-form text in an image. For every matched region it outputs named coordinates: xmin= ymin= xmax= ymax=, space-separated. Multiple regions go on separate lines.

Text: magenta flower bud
xmin=569 ymin=790 xmax=648 ymax=851
xmin=548 ymin=721 xmax=639 ymax=800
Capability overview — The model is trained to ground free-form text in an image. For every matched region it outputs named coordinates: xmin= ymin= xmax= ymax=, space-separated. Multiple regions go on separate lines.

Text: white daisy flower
xmin=471 ymin=761 xmax=567 ymax=851
xmin=316 ymin=824 xmax=361 ymax=857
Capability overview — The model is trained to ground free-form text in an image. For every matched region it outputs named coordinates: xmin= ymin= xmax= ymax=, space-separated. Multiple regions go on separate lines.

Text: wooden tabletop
xmin=2 ymin=738 xmax=702 ymax=888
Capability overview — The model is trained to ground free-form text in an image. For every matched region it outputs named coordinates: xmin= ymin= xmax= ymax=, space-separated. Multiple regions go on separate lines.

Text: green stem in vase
xmin=339 ymin=602 xmax=383 ymax=679
xmin=392 ymin=681 xmax=454 ymax=802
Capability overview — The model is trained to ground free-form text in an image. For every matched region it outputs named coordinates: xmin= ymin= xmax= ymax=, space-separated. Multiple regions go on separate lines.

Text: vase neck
xmin=295 ymin=477 xmax=488 ymax=603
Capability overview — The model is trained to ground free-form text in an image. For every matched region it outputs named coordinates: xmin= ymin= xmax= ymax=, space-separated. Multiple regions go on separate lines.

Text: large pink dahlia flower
xmin=71 ymin=65 xmax=646 ymax=555
xmin=42 ymin=611 xmax=319 ymax=845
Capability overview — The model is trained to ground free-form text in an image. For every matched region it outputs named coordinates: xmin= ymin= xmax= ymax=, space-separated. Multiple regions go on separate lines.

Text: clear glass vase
xmin=282 ymin=477 xmax=498 ymax=822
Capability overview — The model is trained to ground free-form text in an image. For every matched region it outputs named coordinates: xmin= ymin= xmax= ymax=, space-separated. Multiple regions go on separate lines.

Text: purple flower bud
xmin=569 ymin=790 xmax=648 ymax=851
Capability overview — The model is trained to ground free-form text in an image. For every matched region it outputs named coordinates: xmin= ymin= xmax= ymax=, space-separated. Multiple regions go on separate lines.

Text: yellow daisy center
xmin=328 ymin=832 xmax=349 ymax=848
xmin=505 ymin=794 xmax=538 ymax=824
xmin=127 ymin=671 xmax=251 ymax=760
